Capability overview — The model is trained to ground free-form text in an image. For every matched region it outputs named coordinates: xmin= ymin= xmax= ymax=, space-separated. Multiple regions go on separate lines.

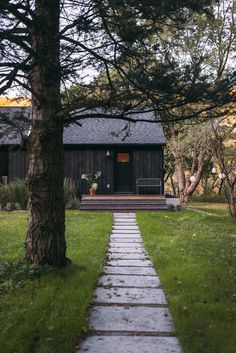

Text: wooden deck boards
xmin=80 ymin=194 xmax=167 ymax=211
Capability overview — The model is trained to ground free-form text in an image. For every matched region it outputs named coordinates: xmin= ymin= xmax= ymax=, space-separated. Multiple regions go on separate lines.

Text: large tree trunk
xmin=25 ymin=0 xmax=67 ymax=266
xmin=175 ymin=154 xmax=211 ymax=203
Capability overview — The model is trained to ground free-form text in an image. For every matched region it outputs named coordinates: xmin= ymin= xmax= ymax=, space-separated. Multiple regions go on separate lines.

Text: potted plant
xmin=81 ymin=170 xmax=101 ymax=196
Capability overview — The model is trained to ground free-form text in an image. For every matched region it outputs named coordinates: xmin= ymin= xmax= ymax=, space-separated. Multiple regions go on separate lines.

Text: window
xmin=117 ymin=152 xmax=129 ymax=163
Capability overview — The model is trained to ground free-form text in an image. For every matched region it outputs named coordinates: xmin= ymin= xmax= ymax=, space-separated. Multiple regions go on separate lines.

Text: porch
xmin=80 ymin=194 xmax=167 ymax=211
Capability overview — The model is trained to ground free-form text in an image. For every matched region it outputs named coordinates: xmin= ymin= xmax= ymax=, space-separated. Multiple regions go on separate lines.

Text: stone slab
xmin=111 ymin=236 xmax=141 ymax=241
xmin=113 ymin=226 xmax=139 ymax=230
xmin=112 ymin=230 xmax=141 ymax=234
xmin=109 ymin=242 xmax=144 ymax=248
xmin=94 ymin=287 xmax=167 ymax=305
xmin=90 ymin=306 xmax=174 ymax=333
xmin=108 ymin=253 xmax=148 ymax=260
xmin=114 ymin=216 xmax=136 ymax=219
xmin=114 ymin=213 xmax=136 ymax=216
xmin=103 ymin=266 xmax=157 ymax=276
xmin=109 ymin=247 xmax=145 ymax=253
xmin=77 ymin=336 xmax=182 ymax=353
xmin=111 ymin=233 xmax=141 ymax=237
xmin=98 ymin=274 xmax=160 ymax=288
xmin=113 ymin=217 xmax=136 ymax=220
xmin=110 ymin=238 xmax=142 ymax=243
xmin=114 ymin=220 xmax=137 ymax=223
xmin=106 ymin=259 xmax=153 ymax=267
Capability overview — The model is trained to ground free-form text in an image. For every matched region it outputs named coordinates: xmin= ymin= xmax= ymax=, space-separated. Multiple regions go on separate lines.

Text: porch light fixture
xmin=189 ymin=175 xmax=196 ymax=183
xmin=106 ymin=150 xmax=111 ymax=157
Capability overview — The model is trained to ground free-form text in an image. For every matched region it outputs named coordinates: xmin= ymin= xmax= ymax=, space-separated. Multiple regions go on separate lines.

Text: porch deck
xmin=80 ymin=194 xmax=167 ymax=211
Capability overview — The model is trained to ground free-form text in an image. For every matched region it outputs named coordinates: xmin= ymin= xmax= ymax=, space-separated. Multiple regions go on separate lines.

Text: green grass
xmin=0 ymin=211 xmax=112 ymax=353
xmin=137 ymin=205 xmax=236 ymax=353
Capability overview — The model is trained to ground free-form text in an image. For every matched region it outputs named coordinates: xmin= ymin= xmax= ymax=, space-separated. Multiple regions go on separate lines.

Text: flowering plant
xmin=81 ymin=170 xmax=101 ymax=190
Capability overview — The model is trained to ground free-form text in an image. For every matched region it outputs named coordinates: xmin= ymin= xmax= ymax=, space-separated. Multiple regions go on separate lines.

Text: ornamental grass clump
xmin=64 ymin=178 xmax=78 ymax=209
xmin=0 ymin=180 xmax=28 ymax=210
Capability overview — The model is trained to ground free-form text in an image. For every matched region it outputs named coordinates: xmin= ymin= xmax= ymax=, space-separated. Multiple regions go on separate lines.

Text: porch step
xmin=80 ymin=195 xmax=168 ymax=211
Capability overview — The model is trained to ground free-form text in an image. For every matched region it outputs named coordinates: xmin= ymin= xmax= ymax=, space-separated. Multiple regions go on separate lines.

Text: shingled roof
xmin=0 ymin=107 xmax=165 ymax=145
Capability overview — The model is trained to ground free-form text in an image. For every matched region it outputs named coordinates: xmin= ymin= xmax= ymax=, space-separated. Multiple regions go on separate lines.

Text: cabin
xmin=0 ymin=107 xmax=167 ymax=210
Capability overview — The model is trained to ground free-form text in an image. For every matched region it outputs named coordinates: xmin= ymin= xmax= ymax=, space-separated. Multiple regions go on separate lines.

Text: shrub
xmin=167 ymin=204 xmax=182 ymax=212
xmin=0 ymin=179 xmax=80 ymax=210
xmin=0 ymin=184 xmax=14 ymax=208
xmin=9 ymin=180 xmax=28 ymax=209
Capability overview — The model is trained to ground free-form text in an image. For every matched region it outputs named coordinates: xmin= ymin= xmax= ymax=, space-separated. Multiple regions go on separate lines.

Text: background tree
xmin=162 ymin=0 xmax=235 ymax=204
xmin=211 ymin=116 xmax=236 ymax=216
xmin=0 ymin=0 xmax=234 ymax=265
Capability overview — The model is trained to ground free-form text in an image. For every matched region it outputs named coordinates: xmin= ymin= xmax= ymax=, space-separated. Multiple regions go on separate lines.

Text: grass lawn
xmin=137 ymin=203 xmax=236 ymax=353
xmin=0 ymin=211 xmax=112 ymax=353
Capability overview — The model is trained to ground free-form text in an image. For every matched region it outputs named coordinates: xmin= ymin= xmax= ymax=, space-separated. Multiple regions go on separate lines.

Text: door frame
xmin=113 ymin=150 xmax=133 ymax=193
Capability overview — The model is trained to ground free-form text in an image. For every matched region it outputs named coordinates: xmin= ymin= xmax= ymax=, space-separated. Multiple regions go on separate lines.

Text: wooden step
xmin=80 ymin=194 xmax=168 ymax=211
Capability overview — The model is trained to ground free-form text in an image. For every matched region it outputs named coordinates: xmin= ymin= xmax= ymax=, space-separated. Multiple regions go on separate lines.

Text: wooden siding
xmin=64 ymin=148 xmax=114 ymax=194
xmin=0 ymin=150 xmax=8 ymax=176
xmin=3 ymin=146 xmax=164 ymax=194
xmin=8 ymin=150 xmax=28 ymax=180
xmin=64 ymin=147 xmax=164 ymax=194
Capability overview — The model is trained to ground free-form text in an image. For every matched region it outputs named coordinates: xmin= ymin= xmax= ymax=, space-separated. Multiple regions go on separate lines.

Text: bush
xmin=167 ymin=204 xmax=182 ymax=212
xmin=0 ymin=180 xmax=28 ymax=210
xmin=0 ymin=179 xmax=79 ymax=210
xmin=0 ymin=184 xmax=14 ymax=209
xmin=10 ymin=180 xmax=28 ymax=209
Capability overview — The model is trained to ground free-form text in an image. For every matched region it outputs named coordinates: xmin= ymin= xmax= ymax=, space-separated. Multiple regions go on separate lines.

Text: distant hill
xmin=0 ymin=97 xmax=31 ymax=107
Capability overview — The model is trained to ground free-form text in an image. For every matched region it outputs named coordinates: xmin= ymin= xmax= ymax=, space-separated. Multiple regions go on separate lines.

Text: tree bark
xmin=175 ymin=157 xmax=186 ymax=202
xmin=25 ymin=0 xmax=67 ymax=266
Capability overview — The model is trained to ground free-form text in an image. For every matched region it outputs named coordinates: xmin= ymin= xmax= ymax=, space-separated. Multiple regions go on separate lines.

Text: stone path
xmin=76 ymin=213 xmax=183 ymax=353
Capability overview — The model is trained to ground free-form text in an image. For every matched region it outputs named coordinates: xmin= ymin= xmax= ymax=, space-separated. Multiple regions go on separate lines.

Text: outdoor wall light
xmin=106 ymin=150 xmax=111 ymax=157
xmin=189 ymin=175 xmax=196 ymax=183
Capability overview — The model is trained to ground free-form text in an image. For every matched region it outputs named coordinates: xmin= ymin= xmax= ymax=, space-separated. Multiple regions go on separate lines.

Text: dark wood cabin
xmin=0 ymin=107 xmax=165 ymax=196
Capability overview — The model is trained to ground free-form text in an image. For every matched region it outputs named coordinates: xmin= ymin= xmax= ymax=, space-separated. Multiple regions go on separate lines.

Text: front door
xmin=114 ymin=151 xmax=132 ymax=192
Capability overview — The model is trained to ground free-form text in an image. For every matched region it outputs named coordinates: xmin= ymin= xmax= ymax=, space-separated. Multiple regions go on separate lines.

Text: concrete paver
xmin=108 ymin=253 xmax=147 ymax=260
xmin=90 ymin=306 xmax=174 ymax=332
xmin=109 ymin=247 xmax=145 ymax=253
xmin=107 ymin=259 xmax=153 ymax=267
xmin=109 ymin=242 xmax=144 ymax=248
xmin=94 ymin=287 xmax=167 ymax=305
xmin=112 ymin=229 xmax=141 ymax=234
xmin=103 ymin=266 xmax=157 ymax=276
xmin=111 ymin=233 xmax=141 ymax=238
xmin=78 ymin=336 xmax=182 ymax=353
xmin=98 ymin=274 xmax=160 ymax=288
xmin=110 ymin=238 xmax=142 ymax=243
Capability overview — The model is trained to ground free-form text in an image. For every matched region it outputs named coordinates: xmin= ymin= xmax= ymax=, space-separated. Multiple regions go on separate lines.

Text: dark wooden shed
xmin=0 ymin=108 xmax=166 ymax=205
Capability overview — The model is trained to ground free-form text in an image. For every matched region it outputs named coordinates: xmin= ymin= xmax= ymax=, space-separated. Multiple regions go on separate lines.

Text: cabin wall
xmin=0 ymin=150 xmax=8 ymax=177
xmin=2 ymin=146 xmax=164 ymax=194
xmin=64 ymin=146 xmax=164 ymax=194
xmin=64 ymin=148 xmax=113 ymax=194
xmin=8 ymin=150 xmax=28 ymax=181
xmin=133 ymin=149 xmax=164 ymax=193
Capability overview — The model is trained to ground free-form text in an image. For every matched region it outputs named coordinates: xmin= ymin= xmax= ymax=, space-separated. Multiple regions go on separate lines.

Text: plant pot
xmin=89 ymin=188 xmax=96 ymax=196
